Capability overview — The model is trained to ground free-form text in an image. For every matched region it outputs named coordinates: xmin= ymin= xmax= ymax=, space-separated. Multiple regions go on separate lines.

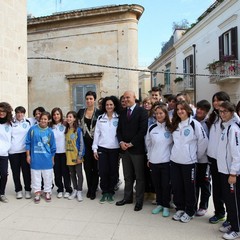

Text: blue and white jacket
xmin=217 ymin=118 xmax=240 ymax=175
xmin=92 ymin=112 xmax=119 ymax=152
xmin=9 ymin=118 xmax=31 ymax=154
xmin=25 ymin=125 xmax=56 ymax=170
xmin=0 ymin=123 xmax=12 ymax=156
xmin=170 ymin=116 xmax=208 ymax=164
xmin=145 ymin=121 xmax=173 ymax=164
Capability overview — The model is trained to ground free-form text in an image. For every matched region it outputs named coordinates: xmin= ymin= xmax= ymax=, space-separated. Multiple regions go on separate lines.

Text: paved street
xmin=0 ymin=164 xmax=223 ymax=240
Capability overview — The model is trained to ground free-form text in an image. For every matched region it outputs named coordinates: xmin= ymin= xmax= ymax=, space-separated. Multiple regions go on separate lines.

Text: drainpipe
xmin=192 ymin=44 xmax=196 ymax=106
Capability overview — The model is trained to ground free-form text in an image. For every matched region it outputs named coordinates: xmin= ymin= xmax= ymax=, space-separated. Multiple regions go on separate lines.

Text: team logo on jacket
xmin=113 ymin=121 xmax=118 ymax=127
xmin=184 ymin=129 xmax=190 ymax=136
xmin=70 ymin=133 xmax=75 ymax=140
xmin=164 ymin=131 xmax=171 ymax=139
xmin=42 ymin=136 xmax=49 ymax=144
xmin=22 ymin=123 xmax=28 ymax=129
xmin=59 ymin=125 xmax=64 ymax=132
xmin=5 ymin=126 xmax=9 ymax=132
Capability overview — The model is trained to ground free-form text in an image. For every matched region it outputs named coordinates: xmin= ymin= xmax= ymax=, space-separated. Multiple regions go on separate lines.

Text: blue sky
xmin=28 ymin=0 xmax=214 ymax=66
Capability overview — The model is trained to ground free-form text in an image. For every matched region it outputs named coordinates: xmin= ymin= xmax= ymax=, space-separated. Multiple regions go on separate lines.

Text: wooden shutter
xmin=219 ymin=35 xmax=224 ymax=61
xmin=231 ymin=26 xmax=238 ymax=60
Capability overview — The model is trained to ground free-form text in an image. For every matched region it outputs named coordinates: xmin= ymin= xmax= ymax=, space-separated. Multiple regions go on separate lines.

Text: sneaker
xmin=0 ymin=195 xmax=8 ymax=203
xmin=77 ymin=191 xmax=83 ymax=202
xmin=162 ymin=207 xmax=170 ymax=217
xmin=25 ymin=191 xmax=32 ymax=199
xmin=114 ymin=179 xmax=122 ymax=191
xmin=223 ymin=231 xmax=240 ymax=240
xmin=180 ymin=212 xmax=194 ymax=223
xmin=220 ymin=221 xmax=232 ymax=233
xmin=57 ymin=192 xmax=63 ymax=198
xmin=107 ymin=194 xmax=114 ymax=204
xmin=34 ymin=194 xmax=40 ymax=204
xmin=99 ymin=193 xmax=108 ymax=204
xmin=16 ymin=191 xmax=23 ymax=199
xmin=172 ymin=210 xmax=185 ymax=221
xmin=196 ymin=208 xmax=207 ymax=216
xmin=64 ymin=192 xmax=70 ymax=198
xmin=68 ymin=190 xmax=77 ymax=200
xmin=152 ymin=205 xmax=163 ymax=214
xmin=45 ymin=192 xmax=51 ymax=202
xmin=209 ymin=214 xmax=226 ymax=224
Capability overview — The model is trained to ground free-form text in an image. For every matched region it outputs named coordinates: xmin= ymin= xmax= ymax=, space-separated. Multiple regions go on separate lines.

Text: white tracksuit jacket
xmin=145 ymin=122 xmax=173 ymax=164
xmin=170 ymin=117 xmax=208 ymax=164
xmin=9 ymin=118 xmax=31 ymax=154
xmin=217 ymin=118 xmax=240 ymax=175
xmin=0 ymin=123 xmax=12 ymax=156
xmin=92 ymin=112 xmax=119 ymax=152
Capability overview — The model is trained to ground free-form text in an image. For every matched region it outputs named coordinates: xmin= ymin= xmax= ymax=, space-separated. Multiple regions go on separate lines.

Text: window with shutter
xmin=72 ymin=84 xmax=96 ymax=112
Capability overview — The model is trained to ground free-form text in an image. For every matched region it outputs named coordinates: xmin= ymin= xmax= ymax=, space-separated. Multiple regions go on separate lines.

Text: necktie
xmin=127 ymin=108 xmax=131 ymax=119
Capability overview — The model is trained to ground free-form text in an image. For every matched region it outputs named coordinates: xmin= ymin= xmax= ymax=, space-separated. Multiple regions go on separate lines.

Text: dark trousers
xmin=149 ymin=162 xmax=170 ymax=208
xmin=121 ymin=151 xmax=145 ymax=204
xmin=98 ymin=146 xmax=119 ymax=194
xmin=83 ymin=145 xmax=99 ymax=195
xmin=0 ymin=156 xmax=8 ymax=195
xmin=220 ymin=173 xmax=240 ymax=232
xmin=144 ymin=155 xmax=155 ymax=193
xmin=208 ymin=156 xmax=225 ymax=216
xmin=53 ymin=153 xmax=72 ymax=193
xmin=195 ymin=163 xmax=211 ymax=210
xmin=171 ymin=161 xmax=196 ymax=217
xmin=9 ymin=152 xmax=31 ymax=192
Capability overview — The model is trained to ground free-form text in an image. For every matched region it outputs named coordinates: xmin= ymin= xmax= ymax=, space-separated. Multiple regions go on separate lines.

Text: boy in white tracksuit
xmin=217 ymin=101 xmax=240 ymax=240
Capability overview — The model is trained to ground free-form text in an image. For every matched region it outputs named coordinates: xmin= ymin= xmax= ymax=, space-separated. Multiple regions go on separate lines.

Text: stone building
xmin=0 ymin=0 xmax=28 ymax=110
xmin=27 ymin=4 xmax=144 ymax=114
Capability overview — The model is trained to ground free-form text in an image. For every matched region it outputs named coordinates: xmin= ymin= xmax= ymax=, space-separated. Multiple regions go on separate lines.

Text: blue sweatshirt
xmin=25 ymin=125 xmax=56 ymax=170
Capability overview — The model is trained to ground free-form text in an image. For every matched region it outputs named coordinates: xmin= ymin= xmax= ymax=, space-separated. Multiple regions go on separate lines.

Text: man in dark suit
xmin=116 ymin=91 xmax=148 ymax=211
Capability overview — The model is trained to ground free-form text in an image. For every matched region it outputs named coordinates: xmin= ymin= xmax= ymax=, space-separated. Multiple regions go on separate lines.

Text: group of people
xmin=0 ymin=88 xmax=240 ymax=240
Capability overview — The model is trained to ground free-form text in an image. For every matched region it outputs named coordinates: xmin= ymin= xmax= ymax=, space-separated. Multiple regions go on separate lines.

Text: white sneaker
xmin=196 ymin=208 xmax=207 ymax=216
xmin=57 ymin=192 xmax=63 ymax=198
xmin=68 ymin=190 xmax=77 ymax=200
xmin=64 ymin=192 xmax=70 ymax=198
xmin=0 ymin=195 xmax=8 ymax=203
xmin=77 ymin=191 xmax=83 ymax=202
xmin=16 ymin=191 xmax=23 ymax=199
xmin=180 ymin=212 xmax=194 ymax=223
xmin=172 ymin=210 xmax=185 ymax=221
xmin=223 ymin=231 xmax=240 ymax=240
xmin=220 ymin=222 xmax=232 ymax=233
xmin=25 ymin=191 xmax=32 ymax=199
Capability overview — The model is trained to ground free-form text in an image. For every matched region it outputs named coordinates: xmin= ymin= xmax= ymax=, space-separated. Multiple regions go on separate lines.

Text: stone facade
xmin=0 ymin=0 xmax=28 ymax=110
xmin=27 ymin=4 xmax=144 ymax=114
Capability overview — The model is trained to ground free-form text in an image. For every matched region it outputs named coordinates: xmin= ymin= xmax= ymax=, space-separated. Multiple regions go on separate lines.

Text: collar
xmin=128 ymin=103 xmax=136 ymax=112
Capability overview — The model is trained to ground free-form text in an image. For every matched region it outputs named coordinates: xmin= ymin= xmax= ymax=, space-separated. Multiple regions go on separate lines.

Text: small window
xmin=72 ymin=84 xmax=96 ymax=112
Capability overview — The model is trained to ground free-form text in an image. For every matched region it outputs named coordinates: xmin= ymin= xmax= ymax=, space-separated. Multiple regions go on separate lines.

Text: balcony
xmin=208 ymin=60 xmax=240 ymax=84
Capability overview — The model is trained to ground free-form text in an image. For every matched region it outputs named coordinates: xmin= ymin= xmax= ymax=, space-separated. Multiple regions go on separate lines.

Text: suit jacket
xmin=117 ymin=105 xmax=148 ymax=154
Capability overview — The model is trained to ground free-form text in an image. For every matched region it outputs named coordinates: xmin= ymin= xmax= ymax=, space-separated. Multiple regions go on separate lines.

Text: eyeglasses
xmin=219 ymin=110 xmax=230 ymax=114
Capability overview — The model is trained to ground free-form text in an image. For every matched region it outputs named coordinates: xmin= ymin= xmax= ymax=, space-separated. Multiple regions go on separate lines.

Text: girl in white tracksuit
xmin=0 ymin=102 xmax=13 ymax=203
xmin=145 ymin=103 xmax=173 ymax=217
xmin=207 ymin=91 xmax=230 ymax=224
xmin=217 ymin=101 xmax=240 ymax=240
xmin=171 ymin=100 xmax=208 ymax=223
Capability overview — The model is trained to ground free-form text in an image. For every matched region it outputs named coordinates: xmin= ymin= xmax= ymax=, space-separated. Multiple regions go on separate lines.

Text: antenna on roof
xmin=55 ymin=0 xmax=62 ymax=13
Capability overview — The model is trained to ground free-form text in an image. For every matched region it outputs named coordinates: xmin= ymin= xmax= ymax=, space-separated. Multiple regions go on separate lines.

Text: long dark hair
xmin=208 ymin=91 xmax=230 ymax=127
xmin=0 ymin=102 xmax=13 ymax=125
xmin=65 ymin=111 xmax=78 ymax=133
xmin=154 ymin=103 xmax=172 ymax=131
xmin=171 ymin=100 xmax=192 ymax=132
xmin=101 ymin=96 xmax=121 ymax=115
xmin=50 ymin=107 xmax=64 ymax=127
